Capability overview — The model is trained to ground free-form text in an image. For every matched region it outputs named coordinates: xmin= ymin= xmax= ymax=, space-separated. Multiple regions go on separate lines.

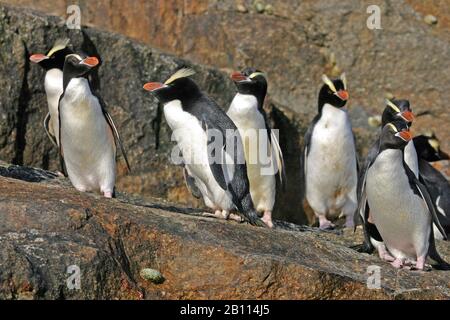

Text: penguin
xmin=143 ymin=68 xmax=265 ymax=227
xmin=300 ymin=73 xmax=358 ymax=229
xmin=355 ymin=99 xmax=416 ymax=253
xmin=227 ymin=68 xmax=284 ymax=228
xmin=414 ymin=133 xmax=450 ymax=239
xmin=58 ymin=53 xmax=130 ymax=198
xmin=364 ymin=120 xmax=448 ymax=270
xmin=29 ymin=38 xmax=73 ymax=147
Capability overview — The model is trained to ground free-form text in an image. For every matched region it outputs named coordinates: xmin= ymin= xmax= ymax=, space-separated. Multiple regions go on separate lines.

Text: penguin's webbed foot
xmin=390 ymin=258 xmax=404 ymax=269
xmin=261 ymin=211 xmax=274 ymax=228
xmin=318 ymin=216 xmax=335 ymax=230
xmin=103 ymin=191 xmax=113 ymax=198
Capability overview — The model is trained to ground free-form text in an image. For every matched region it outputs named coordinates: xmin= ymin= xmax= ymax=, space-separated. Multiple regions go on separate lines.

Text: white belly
xmin=366 ymin=149 xmax=430 ymax=259
xmin=164 ymin=100 xmax=233 ymax=211
xmin=227 ymin=94 xmax=275 ymax=212
xmin=44 ymin=68 xmax=63 ymax=144
xmin=305 ymin=104 xmax=357 ymax=216
xmin=59 ymin=78 xmax=116 ymax=193
xmin=404 ymin=140 xmax=419 ymax=178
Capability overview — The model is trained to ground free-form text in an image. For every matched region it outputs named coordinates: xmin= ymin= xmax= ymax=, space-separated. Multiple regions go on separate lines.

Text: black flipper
xmin=353 ymin=138 xmax=384 ymax=252
xmin=198 ymin=103 xmax=265 ymax=227
xmin=102 ymin=107 xmax=131 ymax=173
xmin=405 ymin=163 xmax=447 ymax=241
xmin=299 ymin=114 xmax=320 ymax=200
xmin=418 ymin=159 xmax=450 ymax=238
xmin=428 ymin=227 xmax=450 ymax=270
xmin=183 ymin=166 xmax=202 ymax=199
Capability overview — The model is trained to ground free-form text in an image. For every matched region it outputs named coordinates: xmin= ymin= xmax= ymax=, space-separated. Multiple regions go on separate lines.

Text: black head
xmin=231 ymin=67 xmax=267 ymax=106
xmin=29 ymin=38 xmax=73 ymax=71
xmin=62 ymin=53 xmax=99 ymax=89
xmin=379 ymin=119 xmax=412 ymax=151
xmin=143 ymin=68 xmax=201 ymax=105
xmin=318 ymin=73 xmax=349 ymax=112
xmin=413 ymin=133 xmax=450 ymax=162
xmin=381 ymin=99 xmax=414 ymax=127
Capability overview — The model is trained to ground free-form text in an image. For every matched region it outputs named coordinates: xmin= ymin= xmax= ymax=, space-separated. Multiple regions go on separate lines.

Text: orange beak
xmin=29 ymin=53 xmax=49 ymax=63
xmin=396 ymin=130 xmax=413 ymax=142
xmin=400 ymin=110 xmax=415 ymax=122
xmin=143 ymin=82 xmax=166 ymax=91
xmin=81 ymin=56 xmax=99 ymax=67
xmin=231 ymin=71 xmax=248 ymax=82
xmin=336 ymin=89 xmax=349 ymax=101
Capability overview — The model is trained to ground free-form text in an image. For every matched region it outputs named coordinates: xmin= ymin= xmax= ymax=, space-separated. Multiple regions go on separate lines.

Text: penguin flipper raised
xmin=43 ymin=112 xmax=58 ymax=148
xmin=100 ymin=105 xmax=131 ymax=173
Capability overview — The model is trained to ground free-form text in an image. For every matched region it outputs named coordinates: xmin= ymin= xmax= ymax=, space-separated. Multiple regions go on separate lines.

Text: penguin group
xmin=29 ymin=38 xmax=450 ymax=271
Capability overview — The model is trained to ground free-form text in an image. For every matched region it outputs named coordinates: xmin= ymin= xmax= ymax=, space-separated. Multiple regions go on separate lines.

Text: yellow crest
xmin=47 ymin=38 xmax=70 ymax=57
xmin=164 ymin=68 xmax=196 ymax=85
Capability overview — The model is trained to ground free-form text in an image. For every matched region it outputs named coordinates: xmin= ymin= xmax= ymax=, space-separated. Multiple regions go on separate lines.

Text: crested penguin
xmin=414 ymin=133 xmax=450 ymax=239
xmin=143 ymin=68 xmax=265 ymax=227
xmin=301 ymin=73 xmax=358 ymax=229
xmin=227 ymin=68 xmax=284 ymax=228
xmin=58 ymin=53 xmax=130 ymax=198
xmin=30 ymin=38 xmax=73 ymax=147
xmin=355 ymin=99 xmax=417 ymax=253
xmin=364 ymin=120 xmax=448 ymax=270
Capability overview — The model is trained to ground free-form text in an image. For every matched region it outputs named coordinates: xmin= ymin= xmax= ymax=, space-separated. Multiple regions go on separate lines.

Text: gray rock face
xmin=1 ymin=162 xmax=450 ymax=300
xmin=0 ymin=4 xmax=325 ymax=224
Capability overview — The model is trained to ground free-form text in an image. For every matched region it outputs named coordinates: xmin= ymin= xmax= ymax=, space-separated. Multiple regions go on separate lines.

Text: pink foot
xmin=415 ymin=256 xmax=426 ymax=271
xmin=262 ymin=211 xmax=274 ymax=228
xmin=103 ymin=191 xmax=113 ymax=198
xmin=318 ymin=215 xmax=335 ymax=230
xmin=391 ymin=258 xmax=404 ymax=269
xmin=378 ymin=246 xmax=395 ymax=262
xmin=228 ymin=213 xmax=243 ymax=222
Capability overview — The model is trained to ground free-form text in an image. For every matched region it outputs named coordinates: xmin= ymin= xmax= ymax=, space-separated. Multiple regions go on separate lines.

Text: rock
xmin=0 ymin=3 xmax=318 ymax=225
xmin=236 ymin=4 xmax=248 ymax=13
xmin=254 ymin=1 xmax=265 ymax=14
xmin=424 ymin=14 xmax=438 ymax=25
xmin=1 ymin=163 xmax=450 ymax=299
xmin=140 ymin=268 xmax=165 ymax=284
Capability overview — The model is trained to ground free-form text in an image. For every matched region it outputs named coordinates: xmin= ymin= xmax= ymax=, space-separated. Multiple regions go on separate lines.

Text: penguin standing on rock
xmin=143 ymin=68 xmax=265 ymax=227
xmin=414 ymin=133 xmax=450 ymax=239
xmin=301 ymin=74 xmax=358 ymax=229
xmin=355 ymin=99 xmax=416 ymax=254
xmin=58 ymin=53 xmax=130 ymax=198
xmin=364 ymin=120 xmax=448 ymax=270
xmin=29 ymin=38 xmax=73 ymax=147
xmin=227 ymin=68 xmax=284 ymax=228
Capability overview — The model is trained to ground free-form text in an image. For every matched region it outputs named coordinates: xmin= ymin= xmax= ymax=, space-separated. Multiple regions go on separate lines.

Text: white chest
xmin=44 ymin=68 xmax=63 ymax=115
xmin=227 ymin=93 xmax=266 ymax=129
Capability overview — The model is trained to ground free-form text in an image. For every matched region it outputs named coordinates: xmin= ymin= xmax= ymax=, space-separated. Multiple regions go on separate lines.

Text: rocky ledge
xmin=0 ymin=162 xmax=449 ymax=300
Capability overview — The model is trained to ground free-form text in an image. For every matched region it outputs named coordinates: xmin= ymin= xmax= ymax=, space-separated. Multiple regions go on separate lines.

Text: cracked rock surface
xmin=0 ymin=162 xmax=449 ymax=300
